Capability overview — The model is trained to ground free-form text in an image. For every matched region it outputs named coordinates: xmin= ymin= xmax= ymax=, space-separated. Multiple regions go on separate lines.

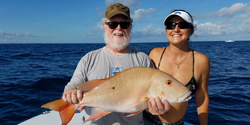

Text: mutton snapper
xmin=41 ymin=67 xmax=192 ymax=125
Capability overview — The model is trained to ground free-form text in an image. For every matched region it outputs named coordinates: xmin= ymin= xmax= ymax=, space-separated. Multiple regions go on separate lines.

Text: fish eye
xmin=166 ymin=80 xmax=172 ymax=85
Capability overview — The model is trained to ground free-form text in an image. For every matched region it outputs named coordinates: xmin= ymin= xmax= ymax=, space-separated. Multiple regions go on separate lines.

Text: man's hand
xmin=62 ymin=88 xmax=83 ymax=104
xmin=147 ymin=97 xmax=170 ymax=115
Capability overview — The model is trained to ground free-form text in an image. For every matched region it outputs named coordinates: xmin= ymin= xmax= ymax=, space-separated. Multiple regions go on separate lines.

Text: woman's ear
xmin=189 ymin=28 xmax=194 ymax=36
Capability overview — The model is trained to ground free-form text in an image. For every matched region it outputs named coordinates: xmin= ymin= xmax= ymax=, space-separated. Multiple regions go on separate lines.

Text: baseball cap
xmin=105 ymin=3 xmax=130 ymax=19
xmin=164 ymin=10 xmax=193 ymax=26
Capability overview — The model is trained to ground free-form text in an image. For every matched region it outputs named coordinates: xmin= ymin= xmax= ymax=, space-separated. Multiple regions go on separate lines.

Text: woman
xmin=144 ymin=10 xmax=210 ymax=125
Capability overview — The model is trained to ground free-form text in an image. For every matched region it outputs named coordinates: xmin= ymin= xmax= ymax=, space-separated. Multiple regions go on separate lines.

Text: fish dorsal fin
xmin=75 ymin=79 xmax=109 ymax=92
xmin=85 ymin=108 xmax=111 ymax=122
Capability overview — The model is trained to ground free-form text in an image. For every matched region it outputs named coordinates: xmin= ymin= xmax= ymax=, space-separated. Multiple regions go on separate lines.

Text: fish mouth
xmin=177 ymin=91 xmax=192 ymax=103
xmin=170 ymin=91 xmax=192 ymax=104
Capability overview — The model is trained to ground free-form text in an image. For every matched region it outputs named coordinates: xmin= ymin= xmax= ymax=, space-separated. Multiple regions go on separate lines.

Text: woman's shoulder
xmin=193 ymin=50 xmax=210 ymax=72
xmin=149 ymin=47 xmax=166 ymax=57
xmin=193 ymin=51 xmax=209 ymax=63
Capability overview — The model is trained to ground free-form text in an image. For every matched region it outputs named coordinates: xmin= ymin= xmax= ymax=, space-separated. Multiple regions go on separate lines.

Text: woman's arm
xmin=195 ymin=53 xmax=210 ymax=125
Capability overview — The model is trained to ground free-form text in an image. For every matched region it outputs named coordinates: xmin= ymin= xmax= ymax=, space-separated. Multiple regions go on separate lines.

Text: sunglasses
xmin=166 ymin=22 xmax=191 ymax=29
xmin=105 ymin=22 xmax=131 ymax=29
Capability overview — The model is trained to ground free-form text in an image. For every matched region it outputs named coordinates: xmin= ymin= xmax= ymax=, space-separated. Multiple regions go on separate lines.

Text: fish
xmin=41 ymin=67 xmax=192 ymax=125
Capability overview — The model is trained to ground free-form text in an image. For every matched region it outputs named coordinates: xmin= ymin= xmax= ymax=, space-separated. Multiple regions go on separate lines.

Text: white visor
xmin=164 ymin=11 xmax=193 ymax=26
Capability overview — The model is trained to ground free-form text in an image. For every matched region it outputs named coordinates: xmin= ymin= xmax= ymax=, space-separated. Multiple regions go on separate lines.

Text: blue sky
xmin=0 ymin=0 xmax=250 ymax=43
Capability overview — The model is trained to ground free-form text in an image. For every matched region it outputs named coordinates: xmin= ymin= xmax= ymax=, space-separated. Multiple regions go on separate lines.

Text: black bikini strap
xmin=192 ymin=50 xmax=195 ymax=76
xmin=158 ymin=47 xmax=167 ymax=69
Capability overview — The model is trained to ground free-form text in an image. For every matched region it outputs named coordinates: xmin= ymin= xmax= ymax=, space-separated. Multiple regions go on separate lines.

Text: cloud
xmin=217 ymin=3 xmax=248 ymax=17
xmin=88 ymin=21 xmax=104 ymax=36
xmin=131 ymin=8 xmax=156 ymax=21
xmin=0 ymin=31 xmax=35 ymax=38
xmin=0 ymin=31 xmax=38 ymax=43
xmin=193 ymin=3 xmax=250 ymax=40
xmin=238 ymin=11 xmax=250 ymax=32
xmin=133 ymin=24 xmax=165 ymax=38
xmin=195 ymin=3 xmax=248 ymax=20
xmin=195 ymin=22 xmax=235 ymax=36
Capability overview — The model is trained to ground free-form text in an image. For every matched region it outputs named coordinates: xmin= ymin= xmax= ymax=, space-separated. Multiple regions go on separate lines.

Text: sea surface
xmin=0 ymin=41 xmax=249 ymax=125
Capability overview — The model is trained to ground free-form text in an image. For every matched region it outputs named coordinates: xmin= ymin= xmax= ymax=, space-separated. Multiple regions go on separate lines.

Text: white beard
xmin=104 ymin=30 xmax=131 ymax=51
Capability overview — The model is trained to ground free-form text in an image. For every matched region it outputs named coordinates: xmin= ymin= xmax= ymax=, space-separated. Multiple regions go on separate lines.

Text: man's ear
xmin=103 ymin=23 xmax=106 ymax=31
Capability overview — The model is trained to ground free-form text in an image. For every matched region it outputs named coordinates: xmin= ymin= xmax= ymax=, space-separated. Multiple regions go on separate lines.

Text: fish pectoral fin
xmin=85 ymin=108 xmax=111 ymax=123
xmin=41 ymin=99 xmax=77 ymax=125
xmin=125 ymin=109 xmax=144 ymax=117
xmin=124 ymin=97 xmax=149 ymax=113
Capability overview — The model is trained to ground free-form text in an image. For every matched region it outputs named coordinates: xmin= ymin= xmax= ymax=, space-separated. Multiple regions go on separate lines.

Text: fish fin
xmin=125 ymin=109 xmax=144 ymax=117
xmin=41 ymin=99 xmax=69 ymax=111
xmin=85 ymin=108 xmax=111 ymax=122
xmin=124 ymin=97 xmax=149 ymax=112
xmin=75 ymin=79 xmax=108 ymax=92
xmin=41 ymin=99 xmax=77 ymax=125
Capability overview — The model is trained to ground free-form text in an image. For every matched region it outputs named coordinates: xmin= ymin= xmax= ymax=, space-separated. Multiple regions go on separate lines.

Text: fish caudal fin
xmin=41 ymin=99 xmax=77 ymax=125
xmin=85 ymin=108 xmax=111 ymax=123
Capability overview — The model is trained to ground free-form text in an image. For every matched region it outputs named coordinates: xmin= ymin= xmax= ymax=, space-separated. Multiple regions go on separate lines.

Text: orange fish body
xmin=42 ymin=67 xmax=191 ymax=125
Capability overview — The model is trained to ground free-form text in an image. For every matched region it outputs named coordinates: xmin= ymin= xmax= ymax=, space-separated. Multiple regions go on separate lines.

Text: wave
xmin=11 ymin=53 xmax=35 ymax=58
xmin=0 ymin=77 xmax=71 ymax=124
xmin=31 ymin=77 xmax=69 ymax=90
xmin=0 ymin=57 xmax=11 ymax=63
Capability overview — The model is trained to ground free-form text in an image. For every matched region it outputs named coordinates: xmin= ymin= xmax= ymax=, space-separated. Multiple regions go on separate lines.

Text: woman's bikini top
xmin=157 ymin=47 xmax=197 ymax=95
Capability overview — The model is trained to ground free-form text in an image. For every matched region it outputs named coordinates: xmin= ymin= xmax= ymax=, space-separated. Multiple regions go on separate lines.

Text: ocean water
xmin=0 ymin=41 xmax=249 ymax=125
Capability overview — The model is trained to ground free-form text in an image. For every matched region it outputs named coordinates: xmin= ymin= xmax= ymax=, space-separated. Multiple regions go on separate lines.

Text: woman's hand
xmin=147 ymin=97 xmax=170 ymax=115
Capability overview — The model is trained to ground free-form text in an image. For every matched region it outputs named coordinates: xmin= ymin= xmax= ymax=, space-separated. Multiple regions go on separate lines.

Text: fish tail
xmin=41 ymin=99 xmax=77 ymax=125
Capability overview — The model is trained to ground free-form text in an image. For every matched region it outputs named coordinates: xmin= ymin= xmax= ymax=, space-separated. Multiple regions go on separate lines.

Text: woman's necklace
xmin=168 ymin=48 xmax=189 ymax=69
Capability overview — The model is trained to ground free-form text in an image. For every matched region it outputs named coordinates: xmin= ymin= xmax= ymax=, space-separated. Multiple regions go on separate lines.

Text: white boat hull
xmin=225 ymin=40 xmax=234 ymax=42
xmin=18 ymin=110 xmax=194 ymax=125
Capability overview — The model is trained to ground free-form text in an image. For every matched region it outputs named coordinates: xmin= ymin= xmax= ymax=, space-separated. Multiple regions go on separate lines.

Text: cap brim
xmin=164 ymin=15 xmax=175 ymax=26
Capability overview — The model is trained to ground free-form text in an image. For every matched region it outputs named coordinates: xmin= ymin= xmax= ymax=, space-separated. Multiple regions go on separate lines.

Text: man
xmin=62 ymin=3 xmax=170 ymax=125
